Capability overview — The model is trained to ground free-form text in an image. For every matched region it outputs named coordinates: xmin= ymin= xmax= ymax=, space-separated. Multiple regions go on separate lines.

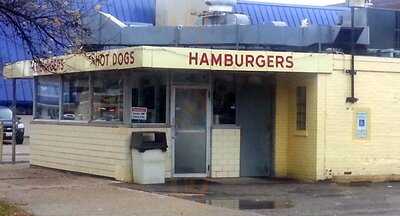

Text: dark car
xmin=0 ymin=106 xmax=25 ymax=144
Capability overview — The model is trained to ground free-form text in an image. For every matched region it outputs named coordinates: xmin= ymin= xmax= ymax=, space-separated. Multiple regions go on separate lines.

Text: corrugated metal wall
xmin=235 ymin=1 xmax=346 ymax=27
xmin=0 ymin=25 xmax=33 ymax=105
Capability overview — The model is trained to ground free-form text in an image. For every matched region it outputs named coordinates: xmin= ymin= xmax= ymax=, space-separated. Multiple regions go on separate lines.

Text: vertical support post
xmin=32 ymin=77 xmax=37 ymax=119
xmin=0 ymin=123 xmax=3 ymax=162
xmin=123 ymin=71 xmax=131 ymax=125
xmin=59 ymin=75 xmax=63 ymax=120
xmin=12 ymin=78 xmax=17 ymax=163
xmin=88 ymin=72 xmax=94 ymax=122
xmin=166 ymin=71 xmax=171 ymax=125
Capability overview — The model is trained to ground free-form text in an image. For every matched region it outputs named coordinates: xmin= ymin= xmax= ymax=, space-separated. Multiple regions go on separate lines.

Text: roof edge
xmin=237 ymin=0 xmax=349 ymax=11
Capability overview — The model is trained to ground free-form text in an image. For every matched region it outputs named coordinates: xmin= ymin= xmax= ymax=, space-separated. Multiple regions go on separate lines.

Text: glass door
xmin=172 ymin=87 xmax=209 ymax=177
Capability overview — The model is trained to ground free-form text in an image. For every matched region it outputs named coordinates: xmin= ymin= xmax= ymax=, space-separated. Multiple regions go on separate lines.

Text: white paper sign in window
xmin=132 ymin=107 xmax=148 ymax=121
xmin=356 ymin=112 xmax=368 ymax=139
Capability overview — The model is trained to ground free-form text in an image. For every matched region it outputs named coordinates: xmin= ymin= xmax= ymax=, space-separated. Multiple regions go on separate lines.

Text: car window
xmin=0 ymin=108 xmax=12 ymax=120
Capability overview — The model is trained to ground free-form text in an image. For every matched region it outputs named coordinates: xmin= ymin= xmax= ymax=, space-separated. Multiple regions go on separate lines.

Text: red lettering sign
xmin=87 ymin=51 xmax=135 ymax=67
xmin=188 ymin=52 xmax=295 ymax=70
xmin=32 ymin=59 xmax=65 ymax=74
xmin=211 ymin=54 xmax=222 ymax=66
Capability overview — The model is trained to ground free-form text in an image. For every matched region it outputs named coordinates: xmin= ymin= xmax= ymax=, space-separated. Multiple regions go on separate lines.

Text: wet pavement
xmin=2 ymin=162 xmax=400 ymax=215
xmin=0 ymin=164 xmax=255 ymax=216
xmin=114 ymin=178 xmax=400 ymax=216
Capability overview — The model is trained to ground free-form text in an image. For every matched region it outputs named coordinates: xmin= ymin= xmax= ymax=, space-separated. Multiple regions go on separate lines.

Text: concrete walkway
xmin=0 ymin=164 xmax=258 ymax=216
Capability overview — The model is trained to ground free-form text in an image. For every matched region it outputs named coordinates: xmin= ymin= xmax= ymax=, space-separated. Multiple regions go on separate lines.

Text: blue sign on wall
xmin=356 ymin=112 xmax=368 ymax=139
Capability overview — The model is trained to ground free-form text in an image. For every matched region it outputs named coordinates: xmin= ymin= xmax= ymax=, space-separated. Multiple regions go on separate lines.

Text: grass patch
xmin=0 ymin=201 xmax=31 ymax=216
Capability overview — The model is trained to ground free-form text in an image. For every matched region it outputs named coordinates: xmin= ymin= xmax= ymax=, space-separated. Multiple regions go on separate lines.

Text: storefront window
xmin=36 ymin=76 xmax=60 ymax=120
xmin=131 ymin=72 xmax=166 ymax=123
xmin=62 ymin=73 xmax=90 ymax=121
xmin=92 ymin=72 xmax=123 ymax=122
xmin=213 ymin=74 xmax=236 ymax=125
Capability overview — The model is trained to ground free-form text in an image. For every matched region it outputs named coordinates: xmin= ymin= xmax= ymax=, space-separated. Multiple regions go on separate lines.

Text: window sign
xmin=132 ymin=107 xmax=148 ymax=121
xmin=356 ymin=112 xmax=368 ymax=139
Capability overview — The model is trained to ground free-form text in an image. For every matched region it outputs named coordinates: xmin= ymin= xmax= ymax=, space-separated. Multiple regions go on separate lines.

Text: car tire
xmin=16 ymin=136 xmax=24 ymax=145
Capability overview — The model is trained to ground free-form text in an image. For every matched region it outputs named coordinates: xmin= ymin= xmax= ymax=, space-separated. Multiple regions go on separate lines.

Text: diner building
xmin=4 ymin=0 xmax=400 ymax=182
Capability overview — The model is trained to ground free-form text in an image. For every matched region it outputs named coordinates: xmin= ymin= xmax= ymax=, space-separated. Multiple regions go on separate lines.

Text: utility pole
xmin=12 ymin=78 xmax=16 ymax=163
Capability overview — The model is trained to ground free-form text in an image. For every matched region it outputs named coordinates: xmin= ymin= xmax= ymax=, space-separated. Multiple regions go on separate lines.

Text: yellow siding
xmin=315 ymin=55 xmax=400 ymax=180
xmin=316 ymin=75 xmax=328 ymax=180
xmin=275 ymin=73 xmax=319 ymax=181
xmin=275 ymin=54 xmax=400 ymax=182
xmin=274 ymin=76 xmax=289 ymax=177
xmin=30 ymin=124 xmax=172 ymax=182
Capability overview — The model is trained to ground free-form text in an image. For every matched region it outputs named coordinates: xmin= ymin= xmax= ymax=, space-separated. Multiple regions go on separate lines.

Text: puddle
xmin=196 ymin=199 xmax=294 ymax=210
xmin=165 ymin=179 xmax=220 ymax=186
xmin=337 ymin=181 xmax=372 ymax=187
xmin=348 ymin=182 xmax=372 ymax=187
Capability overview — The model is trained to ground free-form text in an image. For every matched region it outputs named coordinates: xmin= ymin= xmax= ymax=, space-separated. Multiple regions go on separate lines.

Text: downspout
xmin=346 ymin=6 xmax=359 ymax=104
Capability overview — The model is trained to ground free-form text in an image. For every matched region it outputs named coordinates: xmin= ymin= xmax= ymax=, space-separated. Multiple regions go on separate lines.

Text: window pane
xmin=62 ymin=73 xmax=90 ymax=121
xmin=36 ymin=76 xmax=60 ymax=120
xmin=213 ymin=74 xmax=236 ymax=125
xmin=296 ymin=86 xmax=307 ymax=130
xmin=93 ymin=72 xmax=123 ymax=122
xmin=131 ymin=72 xmax=166 ymax=123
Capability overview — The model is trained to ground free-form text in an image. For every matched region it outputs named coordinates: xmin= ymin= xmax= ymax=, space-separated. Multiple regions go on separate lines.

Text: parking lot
xmin=1 ymin=138 xmax=30 ymax=163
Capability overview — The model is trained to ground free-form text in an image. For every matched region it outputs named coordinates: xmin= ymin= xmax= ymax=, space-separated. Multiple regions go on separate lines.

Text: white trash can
xmin=132 ymin=149 xmax=165 ymax=184
xmin=131 ymin=132 xmax=167 ymax=184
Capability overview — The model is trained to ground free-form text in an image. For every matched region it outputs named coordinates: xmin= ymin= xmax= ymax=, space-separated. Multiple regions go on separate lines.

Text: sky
xmin=251 ymin=0 xmax=346 ymax=6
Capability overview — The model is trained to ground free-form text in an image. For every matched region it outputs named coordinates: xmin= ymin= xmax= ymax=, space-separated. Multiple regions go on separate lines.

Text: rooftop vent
xmin=199 ymin=0 xmax=250 ymax=26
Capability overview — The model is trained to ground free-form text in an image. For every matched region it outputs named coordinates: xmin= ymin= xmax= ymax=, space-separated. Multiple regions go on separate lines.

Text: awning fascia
xmin=4 ymin=46 xmax=334 ymax=78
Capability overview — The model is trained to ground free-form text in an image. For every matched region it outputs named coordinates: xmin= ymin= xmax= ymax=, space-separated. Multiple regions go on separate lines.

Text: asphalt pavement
xmin=1 ymin=138 xmax=30 ymax=163
xmin=1 ymin=142 xmax=400 ymax=215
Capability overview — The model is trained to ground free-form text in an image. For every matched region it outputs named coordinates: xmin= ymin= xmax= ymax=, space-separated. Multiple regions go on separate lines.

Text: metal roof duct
xmin=82 ymin=11 xmax=369 ymax=51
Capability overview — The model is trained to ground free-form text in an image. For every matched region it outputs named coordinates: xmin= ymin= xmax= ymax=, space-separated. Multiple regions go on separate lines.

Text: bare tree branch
xmin=0 ymin=0 xmax=102 ymax=67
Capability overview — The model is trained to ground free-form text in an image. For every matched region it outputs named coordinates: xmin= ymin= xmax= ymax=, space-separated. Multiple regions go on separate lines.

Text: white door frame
xmin=171 ymin=85 xmax=211 ymax=178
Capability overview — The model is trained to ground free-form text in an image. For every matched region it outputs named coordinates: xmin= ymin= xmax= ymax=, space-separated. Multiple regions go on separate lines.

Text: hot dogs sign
xmin=30 ymin=49 xmax=137 ymax=75
xmin=5 ymin=46 xmax=333 ymax=78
